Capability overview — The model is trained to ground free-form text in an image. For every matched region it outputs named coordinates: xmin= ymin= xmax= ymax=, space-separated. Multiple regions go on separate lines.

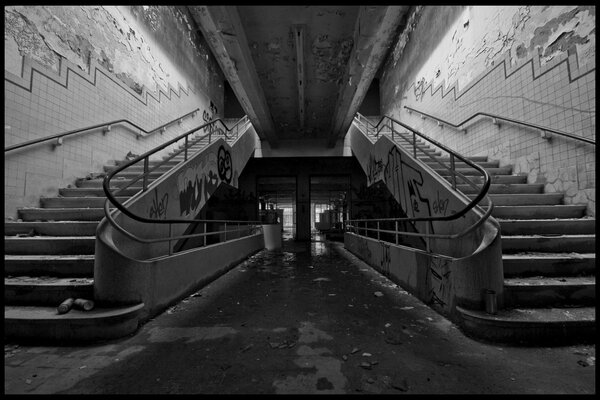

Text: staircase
xmin=387 ymin=128 xmax=596 ymax=345
xmin=4 ymin=132 xmax=215 ymax=342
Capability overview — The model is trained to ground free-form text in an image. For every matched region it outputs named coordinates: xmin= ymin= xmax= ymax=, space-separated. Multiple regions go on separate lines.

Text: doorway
xmin=256 ymin=176 xmax=296 ymax=240
xmin=310 ymin=175 xmax=350 ymax=242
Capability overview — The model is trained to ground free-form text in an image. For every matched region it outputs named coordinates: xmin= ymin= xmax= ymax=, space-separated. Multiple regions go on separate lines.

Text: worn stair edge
xmin=4 ymin=221 xmax=98 ymax=236
xmin=491 ymin=205 xmax=587 ymax=219
xmin=467 ymin=193 xmax=564 ymax=206
xmin=422 ymin=155 xmax=489 ymax=162
xmin=4 ymin=303 xmax=144 ymax=343
xmin=5 ymin=255 xmax=95 ymax=277
xmin=452 ymin=175 xmax=527 ymax=184
xmin=41 ymin=197 xmax=129 ymax=208
xmin=503 ymin=253 xmax=596 ymax=277
xmin=5 ymin=278 xmax=94 ymax=305
xmin=498 ymin=218 xmax=596 ymax=235
xmin=18 ymin=208 xmax=108 ymax=221
xmin=5 ymin=236 xmax=96 ymax=255
xmin=456 ymin=305 xmax=596 ymax=346
xmin=457 ymin=183 xmax=544 ymax=194
xmin=504 ymin=277 xmax=596 ymax=307
xmin=76 ymin=179 xmax=156 ymax=188
xmin=501 ymin=234 xmax=596 ymax=253
xmin=59 ymin=187 xmax=141 ymax=197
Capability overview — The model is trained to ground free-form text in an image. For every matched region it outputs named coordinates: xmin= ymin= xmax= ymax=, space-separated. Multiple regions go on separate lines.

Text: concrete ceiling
xmin=189 ymin=5 xmax=411 ymax=149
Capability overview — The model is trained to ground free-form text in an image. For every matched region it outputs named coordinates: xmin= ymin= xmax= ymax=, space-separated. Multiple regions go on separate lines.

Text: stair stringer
xmin=93 ymin=126 xmax=263 ymax=322
xmin=345 ymin=122 xmax=504 ymax=318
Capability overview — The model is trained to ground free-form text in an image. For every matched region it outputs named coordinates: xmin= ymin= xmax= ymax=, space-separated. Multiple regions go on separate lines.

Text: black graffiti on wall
xmin=380 ymin=241 xmax=391 ymax=277
xmin=203 ymin=101 xmax=219 ymax=133
xmin=427 ymin=257 xmax=452 ymax=308
xmin=177 ymin=152 xmax=222 ymax=216
xmin=148 ymin=188 xmax=169 ymax=219
xmin=367 ymin=154 xmax=384 ymax=185
xmin=217 ymin=145 xmax=233 ymax=184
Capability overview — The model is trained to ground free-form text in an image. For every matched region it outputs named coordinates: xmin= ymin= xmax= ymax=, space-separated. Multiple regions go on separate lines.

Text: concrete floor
xmin=4 ymin=235 xmax=596 ymax=394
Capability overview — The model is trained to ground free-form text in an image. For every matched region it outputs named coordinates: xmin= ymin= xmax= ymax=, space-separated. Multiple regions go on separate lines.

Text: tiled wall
xmin=4 ymin=55 xmax=222 ymax=219
xmin=381 ymin=7 xmax=596 ymax=216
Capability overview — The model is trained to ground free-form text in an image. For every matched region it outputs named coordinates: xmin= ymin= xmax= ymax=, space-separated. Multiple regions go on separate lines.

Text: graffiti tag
xmin=432 ymin=191 xmax=449 ymax=216
xmin=217 ymin=145 xmax=233 ymax=184
xmin=148 ymin=188 xmax=169 ymax=219
xmin=428 ymin=257 xmax=452 ymax=307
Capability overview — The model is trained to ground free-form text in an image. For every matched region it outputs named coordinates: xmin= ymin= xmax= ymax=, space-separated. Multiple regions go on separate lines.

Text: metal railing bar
xmin=5 ymin=108 xmax=200 ymax=153
xmin=404 ymin=106 xmax=595 ymax=146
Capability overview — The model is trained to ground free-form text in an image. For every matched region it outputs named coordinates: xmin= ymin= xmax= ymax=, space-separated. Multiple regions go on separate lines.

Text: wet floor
xmin=4 ymin=237 xmax=596 ymax=394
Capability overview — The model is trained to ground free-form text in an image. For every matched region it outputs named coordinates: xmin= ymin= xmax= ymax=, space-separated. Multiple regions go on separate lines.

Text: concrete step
xmin=40 ymin=196 xmax=129 ymax=208
xmin=4 ymin=221 xmax=98 ymax=236
xmin=503 ymin=253 xmax=596 ymax=278
xmin=5 ymin=276 xmax=94 ymax=306
xmin=422 ymin=155 xmax=489 ymax=163
xmin=436 ymin=166 xmax=513 ymax=176
xmin=104 ymin=164 xmax=173 ymax=173
xmin=501 ymin=234 xmax=596 ymax=253
xmin=5 ymin=236 xmax=96 ymax=255
xmin=4 ymin=303 xmax=144 ymax=342
xmin=18 ymin=208 xmax=107 ymax=221
xmin=4 ymin=255 xmax=95 ymax=277
xmin=491 ymin=204 xmax=587 ymax=219
xmin=457 ymin=183 xmax=544 ymax=194
xmin=76 ymin=178 xmax=156 ymax=188
xmin=467 ymin=193 xmax=564 ymax=206
xmin=503 ymin=276 xmax=595 ymax=308
xmin=59 ymin=187 xmax=141 ymax=197
xmin=425 ymin=160 xmax=500 ymax=169
xmin=451 ymin=175 xmax=527 ymax=185
xmin=457 ymin=305 xmax=595 ymax=346
xmin=498 ymin=218 xmax=596 ymax=235
xmin=110 ymin=171 xmax=165 ymax=180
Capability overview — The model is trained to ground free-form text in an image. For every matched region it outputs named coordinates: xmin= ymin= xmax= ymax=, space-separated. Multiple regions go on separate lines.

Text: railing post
xmin=425 ymin=223 xmax=431 ymax=253
xmin=377 ymin=221 xmax=380 ymax=240
xmin=395 ymin=220 xmax=399 ymax=245
xmin=168 ymin=223 xmax=172 ymax=256
xmin=184 ymin=136 xmax=188 ymax=161
xmin=203 ymin=222 xmax=207 ymax=247
xmin=142 ymin=156 xmax=149 ymax=191
xmin=412 ymin=131 xmax=417 ymax=158
xmin=224 ymin=222 xmax=227 ymax=241
xmin=450 ymin=153 xmax=457 ymax=190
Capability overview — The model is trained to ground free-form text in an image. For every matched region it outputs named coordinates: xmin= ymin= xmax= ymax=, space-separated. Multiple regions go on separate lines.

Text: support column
xmin=296 ymin=172 xmax=311 ymax=241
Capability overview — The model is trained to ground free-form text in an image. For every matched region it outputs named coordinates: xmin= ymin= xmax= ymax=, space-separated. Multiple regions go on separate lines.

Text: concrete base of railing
xmin=94 ymin=232 xmax=264 ymax=323
xmin=343 ymin=230 xmax=504 ymax=321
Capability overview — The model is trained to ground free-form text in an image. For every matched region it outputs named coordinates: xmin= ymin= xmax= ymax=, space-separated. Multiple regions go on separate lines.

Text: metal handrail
xmin=348 ymin=113 xmax=495 ymax=252
xmin=404 ymin=105 xmax=595 ymax=146
xmin=102 ymin=115 xmax=261 ymax=256
xmin=5 ymin=108 xmax=200 ymax=153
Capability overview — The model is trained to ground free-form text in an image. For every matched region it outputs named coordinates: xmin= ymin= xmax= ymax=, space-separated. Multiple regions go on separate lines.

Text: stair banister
xmin=5 ymin=108 xmax=200 ymax=153
xmin=403 ymin=106 xmax=595 ymax=146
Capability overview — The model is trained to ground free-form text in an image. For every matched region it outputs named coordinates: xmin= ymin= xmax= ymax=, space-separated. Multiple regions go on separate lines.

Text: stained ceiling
xmin=189 ymin=5 xmax=411 ymax=149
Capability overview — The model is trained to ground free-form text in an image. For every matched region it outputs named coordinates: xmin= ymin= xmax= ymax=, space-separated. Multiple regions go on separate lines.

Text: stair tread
xmin=457 ymin=305 xmax=595 ymax=323
xmin=5 ymin=236 xmax=96 ymax=239
xmin=5 ymin=254 xmax=96 ymax=260
xmin=504 ymin=276 xmax=595 ymax=285
xmin=503 ymin=253 xmax=595 ymax=259
xmin=5 ymin=303 xmax=144 ymax=320
xmin=5 ymin=276 xmax=94 ymax=286
xmin=501 ymin=234 xmax=595 ymax=239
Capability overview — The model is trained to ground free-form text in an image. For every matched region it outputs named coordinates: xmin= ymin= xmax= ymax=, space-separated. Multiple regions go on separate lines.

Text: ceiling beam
xmin=293 ymin=25 xmax=306 ymax=131
xmin=327 ymin=6 xmax=409 ymax=147
xmin=189 ymin=6 xmax=279 ymax=147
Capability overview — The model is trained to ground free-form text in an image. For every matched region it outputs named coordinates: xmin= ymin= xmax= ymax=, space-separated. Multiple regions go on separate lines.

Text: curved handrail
xmin=348 ymin=113 xmax=495 ymax=251
xmin=5 ymin=108 xmax=200 ymax=153
xmin=404 ymin=105 xmax=595 ymax=146
xmin=102 ymin=115 xmax=261 ymax=255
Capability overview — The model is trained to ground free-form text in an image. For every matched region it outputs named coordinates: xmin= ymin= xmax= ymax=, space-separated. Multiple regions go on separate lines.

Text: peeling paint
xmin=312 ymin=35 xmax=354 ymax=83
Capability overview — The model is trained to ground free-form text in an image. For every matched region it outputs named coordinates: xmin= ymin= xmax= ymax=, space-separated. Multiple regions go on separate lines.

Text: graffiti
xmin=432 ymin=190 xmax=450 ymax=215
xmin=148 ymin=188 xmax=169 ymax=219
xmin=380 ymin=241 xmax=391 ymax=277
xmin=367 ymin=154 xmax=384 ymax=185
xmin=414 ymin=77 xmax=426 ymax=102
xmin=217 ymin=145 xmax=233 ymax=184
xmin=383 ymin=146 xmax=434 ymax=235
xmin=178 ymin=152 xmax=219 ymax=216
xmin=202 ymin=101 xmax=219 ymax=133
xmin=427 ymin=257 xmax=452 ymax=307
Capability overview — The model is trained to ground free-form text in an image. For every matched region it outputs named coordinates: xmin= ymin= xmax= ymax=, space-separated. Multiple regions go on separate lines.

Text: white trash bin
xmin=263 ymin=223 xmax=282 ymax=250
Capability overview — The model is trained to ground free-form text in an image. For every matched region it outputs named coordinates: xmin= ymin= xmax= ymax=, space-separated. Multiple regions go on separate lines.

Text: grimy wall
xmin=4 ymin=6 xmax=225 ymax=218
xmin=379 ymin=6 xmax=595 ymax=216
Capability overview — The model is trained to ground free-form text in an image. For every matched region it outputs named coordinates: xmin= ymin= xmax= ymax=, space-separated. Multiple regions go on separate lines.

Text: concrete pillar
xmin=296 ymin=172 xmax=311 ymax=241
